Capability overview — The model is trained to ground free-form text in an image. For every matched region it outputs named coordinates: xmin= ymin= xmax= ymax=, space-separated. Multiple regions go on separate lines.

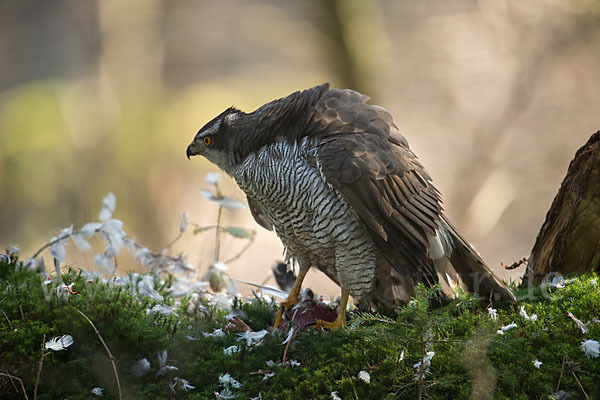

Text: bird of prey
xmin=187 ymin=83 xmax=515 ymax=329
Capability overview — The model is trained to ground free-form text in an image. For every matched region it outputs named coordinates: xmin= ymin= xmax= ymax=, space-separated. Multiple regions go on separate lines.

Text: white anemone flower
xmin=532 ymin=359 xmax=542 ymax=368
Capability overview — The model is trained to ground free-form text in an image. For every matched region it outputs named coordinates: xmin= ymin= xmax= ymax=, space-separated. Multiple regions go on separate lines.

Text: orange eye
xmin=203 ymin=137 xmax=211 ymax=146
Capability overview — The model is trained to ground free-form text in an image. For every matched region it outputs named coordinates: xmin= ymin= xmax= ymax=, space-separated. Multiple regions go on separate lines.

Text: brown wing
xmin=309 ymin=88 xmax=444 ymax=278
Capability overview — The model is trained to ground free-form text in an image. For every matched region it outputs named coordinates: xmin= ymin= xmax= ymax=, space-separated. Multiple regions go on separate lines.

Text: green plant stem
xmin=224 ymin=233 xmax=256 ymax=264
xmin=214 ymin=205 xmax=223 ymax=262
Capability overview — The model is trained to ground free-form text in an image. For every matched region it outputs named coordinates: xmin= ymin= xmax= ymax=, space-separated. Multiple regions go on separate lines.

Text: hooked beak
xmin=186 ymin=142 xmax=198 ymax=160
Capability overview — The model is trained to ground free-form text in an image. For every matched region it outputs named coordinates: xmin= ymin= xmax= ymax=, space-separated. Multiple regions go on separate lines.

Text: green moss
xmin=1 ymin=258 xmax=599 ymax=399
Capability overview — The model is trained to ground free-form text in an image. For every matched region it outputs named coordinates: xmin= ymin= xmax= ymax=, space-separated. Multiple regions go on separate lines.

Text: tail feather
xmin=442 ymin=216 xmax=515 ymax=302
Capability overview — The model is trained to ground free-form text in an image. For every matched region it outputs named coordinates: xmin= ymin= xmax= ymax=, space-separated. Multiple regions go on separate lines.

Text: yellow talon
xmin=272 ymin=267 xmax=309 ymax=329
xmin=314 ymin=290 xmax=349 ymax=331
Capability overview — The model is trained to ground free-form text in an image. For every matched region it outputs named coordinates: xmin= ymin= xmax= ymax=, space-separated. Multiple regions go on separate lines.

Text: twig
xmin=282 ymin=325 xmax=298 ymax=363
xmin=30 ymin=233 xmax=72 ymax=261
xmin=501 ymin=257 xmax=527 ymax=270
xmin=165 ymin=231 xmax=184 ymax=251
xmin=33 ymin=334 xmax=46 ymax=400
xmin=226 ymin=317 xmax=252 ymax=333
xmin=0 ymin=372 xmax=29 ymax=400
xmin=76 ymin=309 xmax=122 ymax=400
xmin=563 ymin=351 xmax=589 ymax=399
xmin=110 ymin=256 xmax=118 ymax=280
xmin=0 ymin=309 xmax=13 ymax=331
xmin=224 ymin=234 xmax=256 ymax=264
xmin=555 ymin=353 xmax=566 ymax=391
xmin=19 ymin=304 xmax=25 ymax=320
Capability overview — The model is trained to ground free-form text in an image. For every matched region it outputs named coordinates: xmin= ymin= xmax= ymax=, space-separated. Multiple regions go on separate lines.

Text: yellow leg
xmin=314 ymin=290 xmax=349 ymax=330
xmin=273 ymin=267 xmax=309 ymax=329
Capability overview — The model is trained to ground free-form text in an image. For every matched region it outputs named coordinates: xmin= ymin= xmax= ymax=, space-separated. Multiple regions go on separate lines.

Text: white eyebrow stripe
xmin=199 ymin=119 xmax=221 ymax=137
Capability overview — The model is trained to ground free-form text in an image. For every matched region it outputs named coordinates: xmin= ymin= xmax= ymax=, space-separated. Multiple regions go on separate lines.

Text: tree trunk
xmin=525 ymin=131 xmax=600 ymax=285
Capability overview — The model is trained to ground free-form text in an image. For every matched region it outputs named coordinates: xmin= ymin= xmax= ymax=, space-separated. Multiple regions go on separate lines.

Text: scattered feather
xmin=91 ymin=387 xmax=104 ymax=396
xmin=214 ymin=388 xmax=236 ymax=399
xmin=580 ymin=339 xmax=600 ymax=358
xmin=541 ymin=275 xmax=566 ymax=289
xmin=146 ymin=304 xmax=177 ymax=317
xmin=80 ymin=222 xmax=102 ymax=238
xmin=204 ymin=172 xmax=221 ymax=185
xmin=568 ymin=311 xmax=588 ymax=334
xmin=173 ymin=377 xmax=195 ymax=392
xmin=100 ymin=219 xmax=125 ymax=257
xmin=532 ymin=359 xmax=542 ymax=368
xmin=330 ymin=391 xmax=342 ymax=400
xmin=413 ymin=351 xmax=435 ymax=380
xmin=498 ymin=322 xmax=517 ymax=333
xmin=358 ymin=370 xmax=371 ymax=383
xmin=263 ymin=372 xmax=275 ymax=380
xmin=200 ymin=190 xmax=245 ymax=210
xmin=520 ymin=306 xmax=538 ymax=322
xmin=223 ymin=345 xmax=240 ymax=356
xmin=45 ymin=334 xmax=74 ymax=351
xmin=71 ymin=232 xmax=91 ymax=251
xmin=93 ymin=253 xmax=114 ymax=271
xmin=237 ymin=329 xmax=269 ymax=346
xmin=179 ymin=212 xmax=189 ymax=233
xmin=488 ymin=307 xmax=498 ymax=321
xmin=131 ymin=358 xmax=151 ymax=377
xmin=99 ymin=193 xmax=116 ymax=221
xmin=219 ymin=373 xmax=242 ymax=389
xmin=203 ymin=328 xmax=226 ymax=338
xmin=156 ymin=351 xmax=178 ymax=377
xmin=49 ymin=236 xmax=67 ymax=263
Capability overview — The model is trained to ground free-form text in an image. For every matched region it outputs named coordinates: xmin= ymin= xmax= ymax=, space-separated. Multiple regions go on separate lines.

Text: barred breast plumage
xmin=234 ymin=137 xmax=377 ymax=302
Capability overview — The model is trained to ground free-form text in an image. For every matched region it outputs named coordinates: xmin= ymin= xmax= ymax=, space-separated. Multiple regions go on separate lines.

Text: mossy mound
xmin=0 ymin=259 xmax=599 ymax=399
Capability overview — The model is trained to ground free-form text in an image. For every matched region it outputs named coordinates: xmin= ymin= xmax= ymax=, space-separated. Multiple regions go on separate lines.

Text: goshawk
xmin=187 ymin=84 xmax=515 ymax=329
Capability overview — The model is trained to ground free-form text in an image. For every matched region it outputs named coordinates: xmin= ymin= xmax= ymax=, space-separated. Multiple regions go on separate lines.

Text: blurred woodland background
xmin=1 ymin=0 xmax=599 ymax=296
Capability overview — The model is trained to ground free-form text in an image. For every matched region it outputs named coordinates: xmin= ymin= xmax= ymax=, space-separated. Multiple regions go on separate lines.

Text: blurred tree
xmin=525 ymin=131 xmax=600 ymax=285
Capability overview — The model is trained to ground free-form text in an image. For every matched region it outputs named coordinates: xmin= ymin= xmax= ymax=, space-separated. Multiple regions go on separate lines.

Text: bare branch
xmin=76 ymin=309 xmax=122 ymax=400
xmin=33 ymin=334 xmax=46 ymax=400
xmin=0 ymin=372 xmax=29 ymax=400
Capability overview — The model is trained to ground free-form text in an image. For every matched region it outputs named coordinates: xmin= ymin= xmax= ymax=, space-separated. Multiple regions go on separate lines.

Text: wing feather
xmin=309 ymin=88 xmax=444 ymax=274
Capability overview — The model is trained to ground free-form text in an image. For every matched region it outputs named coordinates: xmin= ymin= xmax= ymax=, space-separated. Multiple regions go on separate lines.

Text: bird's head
xmin=186 ymin=107 xmax=244 ymax=174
